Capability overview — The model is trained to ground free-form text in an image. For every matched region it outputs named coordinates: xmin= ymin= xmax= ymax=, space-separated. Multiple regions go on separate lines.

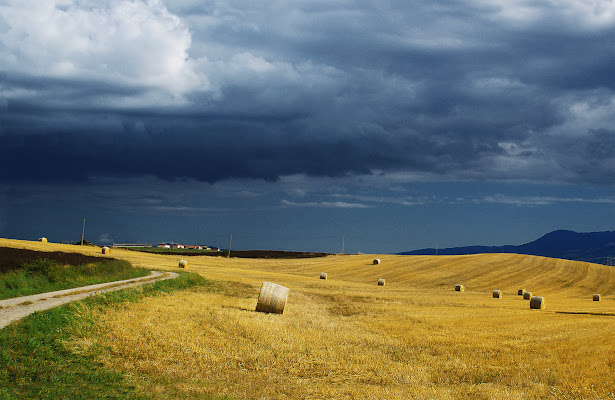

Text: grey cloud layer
xmin=1 ymin=0 xmax=614 ymax=185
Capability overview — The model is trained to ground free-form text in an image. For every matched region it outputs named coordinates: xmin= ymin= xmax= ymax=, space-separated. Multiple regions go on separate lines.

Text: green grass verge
xmin=0 ymin=259 xmax=150 ymax=300
xmin=0 ymin=272 xmax=228 ymax=400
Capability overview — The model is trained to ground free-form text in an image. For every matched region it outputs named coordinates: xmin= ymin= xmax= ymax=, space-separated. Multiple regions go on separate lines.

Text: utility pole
xmin=81 ymin=218 xmax=86 ymax=245
xmin=227 ymin=234 xmax=232 ymax=258
xmin=341 ymin=234 xmax=345 ymax=255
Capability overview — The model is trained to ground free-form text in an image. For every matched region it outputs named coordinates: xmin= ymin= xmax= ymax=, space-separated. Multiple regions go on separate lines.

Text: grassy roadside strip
xmin=0 ymin=259 xmax=150 ymax=300
xmin=0 ymin=271 xmax=218 ymax=400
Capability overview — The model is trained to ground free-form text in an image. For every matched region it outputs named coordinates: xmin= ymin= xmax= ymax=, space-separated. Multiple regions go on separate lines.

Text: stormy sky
xmin=1 ymin=0 xmax=614 ymax=253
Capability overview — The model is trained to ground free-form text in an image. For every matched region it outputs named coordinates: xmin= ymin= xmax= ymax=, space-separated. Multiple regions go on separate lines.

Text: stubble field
xmin=2 ymin=238 xmax=614 ymax=399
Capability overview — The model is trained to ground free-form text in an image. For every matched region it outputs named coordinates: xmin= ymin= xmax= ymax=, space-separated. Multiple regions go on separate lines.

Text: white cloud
xmin=549 ymin=92 xmax=615 ymax=138
xmin=280 ymin=199 xmax=370 ymax=209
xmin=0 ymin=0 xmax=207 ymax=96
xmin=479 ymin=194 xmax=615 ymax=206
xmin=474 ymin=0 xmax=615 ymax=30
xmin=332 ymin=193 xmax=428 ymax=207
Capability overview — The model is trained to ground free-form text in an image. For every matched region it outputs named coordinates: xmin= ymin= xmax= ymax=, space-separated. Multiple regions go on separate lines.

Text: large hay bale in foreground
xmin=255 ymin=281 xmax=289 ymax=314
xmin=593 ymin=294 xmax=601 ymax=301
xmin=523 ymin=291 xmax=532 ymax=300
xmin=378 ymin=278 xmax=385 ymax=286
xmin=530 ymin=296 xmax=545 ymax=309
xmin=518 ymin=289 xmax=526 ymax=296
xmin=178 ymin=259 xmax=189 ymax=268
xmin=493 ymin=290 xmax=502 ymax=298
xmin=38 ymin=237 xmax=47 ymax=243
xmin=373 ymin=258 xmax=381 ymax=265
xmin=455 ymin=284 xmax=464 ymax=292
xmin=320 ymin=272 xmax=327 ymax=280
xmin=102 ymin=246 xmax=111 ymax=254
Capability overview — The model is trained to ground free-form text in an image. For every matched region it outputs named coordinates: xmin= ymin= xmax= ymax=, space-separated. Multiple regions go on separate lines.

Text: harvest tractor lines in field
xmin=293 ymin=256 xmax=612 ymax=313
xmin=555 ymin=310 xmax=615 ymax=317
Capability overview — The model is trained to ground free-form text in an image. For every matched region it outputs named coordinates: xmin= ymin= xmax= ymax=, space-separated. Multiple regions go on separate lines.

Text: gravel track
xmin=0 ymin=270 xmax=179 ymax=329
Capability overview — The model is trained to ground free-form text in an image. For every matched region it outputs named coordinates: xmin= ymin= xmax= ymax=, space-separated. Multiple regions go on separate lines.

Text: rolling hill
xmin=398 ymin=229 xmax=615 ymax=264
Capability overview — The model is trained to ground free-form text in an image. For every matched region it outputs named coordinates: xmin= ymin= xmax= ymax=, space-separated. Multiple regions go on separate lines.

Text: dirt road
xmin=0 ymin=270 xmax=179 ymax=329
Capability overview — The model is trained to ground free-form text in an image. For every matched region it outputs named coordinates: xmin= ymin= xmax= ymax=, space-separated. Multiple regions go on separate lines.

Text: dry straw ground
xmin=2 ymin=238 xmax=615 ymax=399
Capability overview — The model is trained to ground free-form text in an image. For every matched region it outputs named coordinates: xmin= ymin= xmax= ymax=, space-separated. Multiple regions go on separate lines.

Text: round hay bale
xmin=523 ymin=291 xmax=532 ymax=300
xmin=518 ymin=289 xmax=526 ymax=296
xmin=102 ymin=246 xmax=111 ymax=254
xmin=593 ymin=294 xmax=601 ymax=301
xmin=38 ymin=237 xmax=47 ymax=243
xmin=493 ymin=290 xmax=502 ymax=298
xmin=373 ymin=258 xmax=381 ymax=265
xmin=320 ymin=272 xmax=327 ymax=280
xmin=378 ymin=278 xmax=385 ymax=286
xmin=255 ymin=281 xmax=289 ymax=314
xmin=530 ymin=296 xmax=545 ymax=309
xmin=178 ymin=259 xmax=189 ymax=269
xmin=455 ymin=284 xmax=464 ymax=292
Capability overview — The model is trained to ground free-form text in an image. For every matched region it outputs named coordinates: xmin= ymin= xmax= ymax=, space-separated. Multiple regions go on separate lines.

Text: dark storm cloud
xmin=1 ymin=0 xmax=614 ymax=185
xmin=1 ymin=117 xmax=495 ymax=184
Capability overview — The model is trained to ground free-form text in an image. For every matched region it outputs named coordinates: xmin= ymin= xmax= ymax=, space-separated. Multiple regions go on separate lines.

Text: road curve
xmin=0 ymin=270 xmax=179 ymax=329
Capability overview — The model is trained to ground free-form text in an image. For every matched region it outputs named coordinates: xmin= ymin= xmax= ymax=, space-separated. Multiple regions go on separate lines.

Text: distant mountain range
xmin=397 ymin=230 xmax=615 ymax=265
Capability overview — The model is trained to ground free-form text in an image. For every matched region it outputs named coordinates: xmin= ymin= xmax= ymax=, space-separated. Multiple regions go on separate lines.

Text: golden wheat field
xmin=2 ymin=238 xmax=615 ymax=399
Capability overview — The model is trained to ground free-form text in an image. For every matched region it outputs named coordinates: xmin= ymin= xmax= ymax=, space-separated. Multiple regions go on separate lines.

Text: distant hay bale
xmin=530 ymin=296 xmax=545 ymax=309
xmin=38 ymin=237 xmax=47 ymax=243
xmin=455 ymin=284 xmax=464 ymax=292
xmin=320 ymin=272 xmax=327 ymax=280
xmin=493 ymin=290 xmax=502 ymax=298
xmin=593 ymin=294 xmax=601 ymax=301
xmin=102 ymin=246 xmax=111 ymax=254
xmin=178 ymin=259 xmax=189 ymax=268
xmin=255 ymin=281 xmax=289 ymax=314
xmin=518 ymin=289 xmax=526 ymax=296
xmin=523 ymin=291 xmax=532 ymax=300
xmin=373 ymin=258 xmax=381 ymax=265
xmin=378 ymin=278 xmax=385 ymax=286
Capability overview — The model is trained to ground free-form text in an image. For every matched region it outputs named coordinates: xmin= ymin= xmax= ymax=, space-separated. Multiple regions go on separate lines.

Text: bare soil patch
xmin=227 ymin=250 xmax=331 ymax=259
xmin=0 ymin=247 xmax=109 ymax=274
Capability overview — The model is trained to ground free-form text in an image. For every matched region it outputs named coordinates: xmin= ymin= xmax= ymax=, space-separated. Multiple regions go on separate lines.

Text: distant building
xmin=185 ymin=245 xmax=203 ymax=250
xmin=113 ymin=243 xmax=152 ymax=248
xmin=171 ymin=244 xmax=185 ymax=249
xmin=157 ymin=243 xmax=171 ymax=249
